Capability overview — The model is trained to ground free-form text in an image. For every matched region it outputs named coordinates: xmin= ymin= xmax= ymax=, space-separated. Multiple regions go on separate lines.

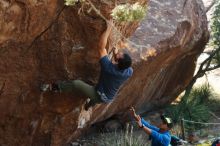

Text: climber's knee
xmin=71 ymin=80 xmax=83 ymax=87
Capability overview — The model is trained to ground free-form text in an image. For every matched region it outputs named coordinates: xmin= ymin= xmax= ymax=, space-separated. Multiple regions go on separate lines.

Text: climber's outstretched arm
xmin=98 ymin=20 xmax=113 ymax=58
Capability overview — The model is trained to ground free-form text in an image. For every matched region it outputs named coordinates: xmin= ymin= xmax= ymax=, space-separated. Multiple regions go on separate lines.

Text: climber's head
xmin=115 ymin=52 xmax=132 ymax=70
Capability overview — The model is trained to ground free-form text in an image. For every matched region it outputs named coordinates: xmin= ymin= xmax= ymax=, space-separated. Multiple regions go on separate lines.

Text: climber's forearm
xmin=98 ymin=20 xmax=112 ymax=58
xmin=133 ymin=114 xmax=141 ymax=121
xmin=98 ymin=29 xmax=111 ymax=50
xmin=142 ymin=126 xmax=152 ymax=135
xmin=129 ymin=107 xmax=141 ymax=122
xmin=98 ymin=31 xmax=109 ymax=58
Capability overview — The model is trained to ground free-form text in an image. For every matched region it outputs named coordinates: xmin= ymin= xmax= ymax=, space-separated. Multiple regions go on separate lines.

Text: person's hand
xmin=129 ymin=106 xmax=136 ymax=117
xmin=98 ymin=19 xmax=113 ymax=57
xmin=129 ymin=107 xmax=141 ymax=121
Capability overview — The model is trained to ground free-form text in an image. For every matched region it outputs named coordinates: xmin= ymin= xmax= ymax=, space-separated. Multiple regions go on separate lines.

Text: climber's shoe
xmin=40 ymin=84 xmax=51 ymax=92
xmin=40 ymin=83 xmax=60 ymax=92
xmin=84 ymin=98 xmax=92 ymax=111
xmin=51 ymin=83 xmax=60 ymax=92
xmin=84 ymin=102 xmax=91 ymax=111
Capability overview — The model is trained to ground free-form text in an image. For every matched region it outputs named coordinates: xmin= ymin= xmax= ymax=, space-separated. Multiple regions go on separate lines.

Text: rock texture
xmin=0 ymin=0 xmax=208 ymax=146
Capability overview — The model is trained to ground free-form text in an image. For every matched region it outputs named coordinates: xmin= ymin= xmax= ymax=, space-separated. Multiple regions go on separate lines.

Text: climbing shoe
xmin=84 ymin=102 xmax=91 ymax=111
xmin=40 ymin=83 xmax=60 ymax=92
xmin=40 ymin=84 xmax=51 ymax=92
xmin=84 ymin=99 xmax=92 ymax=111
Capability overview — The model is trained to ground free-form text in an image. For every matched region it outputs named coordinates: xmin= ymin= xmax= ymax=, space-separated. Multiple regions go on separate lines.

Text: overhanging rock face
xmin=124 ymin=0 xmax=209 ymax=113
xmin=0 ymin=0 xmax=208 ymax=145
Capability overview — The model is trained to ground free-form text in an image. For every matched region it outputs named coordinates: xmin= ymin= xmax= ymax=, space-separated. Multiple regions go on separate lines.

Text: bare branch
xmin=196 ymin=47 xmax=220 ymax=74
xmin=204 ymin=54 xmax=213 ymax=70
xmin=188 ymin=49 xmax=220 ymax=90
xmin=209 ymin=111 xmax=220 ymax=120
xmin=205 ymin=64 xmax=220 ymax=72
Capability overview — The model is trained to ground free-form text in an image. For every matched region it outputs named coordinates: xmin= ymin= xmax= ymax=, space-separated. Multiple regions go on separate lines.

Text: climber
xmin=129 ymin=107 xmax=173 ymax=146
xmin=41 ymin=20 xmax=133 ymax=110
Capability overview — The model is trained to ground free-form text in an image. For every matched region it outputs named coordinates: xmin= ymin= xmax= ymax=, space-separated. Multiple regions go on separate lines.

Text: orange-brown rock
xmin=0 ymin=0 xmax=208 ymax=145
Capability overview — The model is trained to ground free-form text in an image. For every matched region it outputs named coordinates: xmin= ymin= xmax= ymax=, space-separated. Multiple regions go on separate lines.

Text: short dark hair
xmin=118 ymin=53 xmax=132 ymax=70
xmin=161 ymin=115 xmax=173 ymax=129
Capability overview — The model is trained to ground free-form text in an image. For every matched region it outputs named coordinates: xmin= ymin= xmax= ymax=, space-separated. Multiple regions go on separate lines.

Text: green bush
xmin=165 ymin=84 xmax=218 ymax=130
xmin=111 ymin=3 xmax=147 ymax=22
xmin=64 ymin=0 xmax=84 ymax=6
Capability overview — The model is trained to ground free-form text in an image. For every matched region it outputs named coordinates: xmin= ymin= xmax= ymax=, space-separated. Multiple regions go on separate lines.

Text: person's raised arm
xmin=141 ymin=118 xmax=160 ymax=131
xmin=129 ymin=107 xmax=159 ymax=131
xmin=138 ymin=121 xmax=152 ymax=135
xmin=98 ymin=20 xmax=113 ymax=58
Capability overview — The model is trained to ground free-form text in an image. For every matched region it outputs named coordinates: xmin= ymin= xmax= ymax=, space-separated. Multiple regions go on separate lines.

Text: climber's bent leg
xmin=57 ymin=80 xmax=79 ymax=92
xmin=58 ymin=80 xmax=99 ymax=99
xmin=59 ymin=80 xmax=103 ymax=110
xmin=41 ymin=80 xmax=103 ymax=110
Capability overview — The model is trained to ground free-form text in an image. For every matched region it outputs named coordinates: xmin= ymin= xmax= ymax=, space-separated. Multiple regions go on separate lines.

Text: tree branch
xmin=206 ymin=64 xmax=220 ymax=72
xmin=204 ymin=55 xmax=213 ymax=70
xmin=184 ymin=49 xmax=219 ymax=96
xmin=196 ymin=47 xmax=220 ymax=74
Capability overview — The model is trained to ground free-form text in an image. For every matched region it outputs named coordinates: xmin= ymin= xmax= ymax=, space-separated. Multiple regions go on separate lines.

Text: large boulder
xmin=0 ymin=0 xmax=208 ymax=145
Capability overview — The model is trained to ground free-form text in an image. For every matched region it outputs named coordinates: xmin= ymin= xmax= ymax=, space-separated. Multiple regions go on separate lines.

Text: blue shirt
xmin=141 ymin=118 xmax=171 ymax=146
xmin=96 ymin=55 xmax=133 ymax=102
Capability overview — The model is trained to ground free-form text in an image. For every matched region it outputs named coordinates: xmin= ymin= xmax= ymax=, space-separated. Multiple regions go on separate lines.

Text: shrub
xmin=111 ymin=3 xmax=147 ymax=22
xmin=64 ymin=0 xmax=84 ymax=6
xmin=165 ymin=84 xmax=217 ymax=130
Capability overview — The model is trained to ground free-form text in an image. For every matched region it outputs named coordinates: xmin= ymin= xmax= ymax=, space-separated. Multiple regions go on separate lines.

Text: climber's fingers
xmin=129 ymin=106 xmax=136 ymax=114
